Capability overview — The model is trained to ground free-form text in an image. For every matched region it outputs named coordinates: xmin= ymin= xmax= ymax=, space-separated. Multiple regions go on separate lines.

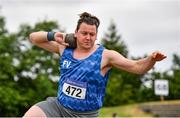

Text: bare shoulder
xmin=102 ymin=49 xmax=117 ymax=66
xmin=102 ymin=49 xmax=129 ymax=66
xmin=58 ymin=44 xmax=66 ymax=55
xmin=102 ymin=49 xmax=120 ymax=59
xmin=101 ymin=49 xmax=123 ymax=71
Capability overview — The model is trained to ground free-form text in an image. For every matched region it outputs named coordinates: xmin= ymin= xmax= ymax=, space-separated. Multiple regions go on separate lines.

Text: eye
xmin=90 ymin=33 xmax=95 ymax=37
xmin=81 ymin=32 xmax=87 ymax=36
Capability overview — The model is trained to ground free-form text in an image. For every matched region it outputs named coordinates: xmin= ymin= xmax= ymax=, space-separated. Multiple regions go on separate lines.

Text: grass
xmin=141 ymin=99 xmax=180 ymax=105
xmin=99 ymin=103 xmax=153 ymax=117
xmin=99 ymin=100 xmax=180 ymax=117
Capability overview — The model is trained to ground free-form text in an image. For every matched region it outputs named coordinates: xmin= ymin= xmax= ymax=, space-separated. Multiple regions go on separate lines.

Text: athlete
xmin=24 ymin=12 xmax=166 ymax=117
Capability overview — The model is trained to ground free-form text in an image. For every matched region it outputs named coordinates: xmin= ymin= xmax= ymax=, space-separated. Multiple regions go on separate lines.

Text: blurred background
xmin=0 ymin=0 xmax=180 ymax=117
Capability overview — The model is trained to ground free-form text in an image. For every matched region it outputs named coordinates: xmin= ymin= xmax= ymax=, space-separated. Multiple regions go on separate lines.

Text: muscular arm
xmin=29 ymin=31 xmax=67 ymax=54
xmin=106 ymin=50 xmax=166 ymax=74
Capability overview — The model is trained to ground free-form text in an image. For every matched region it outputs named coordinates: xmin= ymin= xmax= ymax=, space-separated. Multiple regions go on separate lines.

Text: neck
xmin=73 ymin=45 xmax=98 ymax=60
xmin=76 ymin=45 xmax=96 ymax=53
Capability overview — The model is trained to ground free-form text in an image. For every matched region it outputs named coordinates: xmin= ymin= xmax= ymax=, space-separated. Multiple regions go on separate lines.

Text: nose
xmin=86 ymin=34 xmax=91 ymax=40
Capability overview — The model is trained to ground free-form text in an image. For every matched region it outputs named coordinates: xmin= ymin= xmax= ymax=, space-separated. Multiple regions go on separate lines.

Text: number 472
xmin=65 ymin=86 xmax=82 ymax=98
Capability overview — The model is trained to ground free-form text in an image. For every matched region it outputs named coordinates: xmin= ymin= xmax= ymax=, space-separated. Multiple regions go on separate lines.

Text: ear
xmin=74 ymin=30 xmax=78 ymax=38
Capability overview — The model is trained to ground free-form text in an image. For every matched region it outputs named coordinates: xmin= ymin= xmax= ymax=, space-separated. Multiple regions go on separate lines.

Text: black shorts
xmin=35 ymin=97 xmax=99 ymax=117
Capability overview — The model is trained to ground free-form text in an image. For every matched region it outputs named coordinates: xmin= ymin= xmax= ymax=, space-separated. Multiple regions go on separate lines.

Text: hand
xmin=54 ymin=32 xmax=69 ymax=46
xmin=151 ymin=51 xmax=167 ymax=61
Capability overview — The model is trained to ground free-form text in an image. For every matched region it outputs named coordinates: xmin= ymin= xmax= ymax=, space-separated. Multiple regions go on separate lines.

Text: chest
xmin=73 ymin=51 xmax=92 ymax=60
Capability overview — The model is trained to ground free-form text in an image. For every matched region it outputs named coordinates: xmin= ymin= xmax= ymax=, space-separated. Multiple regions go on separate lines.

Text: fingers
xmin=54 ymin=32 xmax=76 ymax=48
xmin=54 ymin=32 xmax=69 ymax=46
xmin=152 ymin=51 xmax=167 ymax=61
xmin=56 ymin=37 xmax=69 ymax=47
xmin=61 ymin=42 xmax=69 ymax=47
xmin=55 ymin=32 xmax=64 ymax=39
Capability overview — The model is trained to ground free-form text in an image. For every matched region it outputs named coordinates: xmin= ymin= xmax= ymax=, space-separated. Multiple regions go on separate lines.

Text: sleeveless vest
xmin=57 ymin=45 xmax=110 ymax=111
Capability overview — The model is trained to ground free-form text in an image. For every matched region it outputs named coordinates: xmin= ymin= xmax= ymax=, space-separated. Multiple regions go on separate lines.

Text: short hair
xmin=76 ymin=12 xmax=100 ymax=32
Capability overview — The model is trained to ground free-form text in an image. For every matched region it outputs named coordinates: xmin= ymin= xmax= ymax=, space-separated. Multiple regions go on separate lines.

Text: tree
xmin=0 ymin=16 xmax=62 ymax=116
xmin=137 ymin=54 xmax=180 ymax=102
xmin=167 ymin=54 xmax=180 ymax=99
xmin=101 ymin=21 xmax=143 ymax=106
xmin=0 ymin=16 xmax=21 ymax=116
xmin=101 ymin=20 xmax=128 ymax=57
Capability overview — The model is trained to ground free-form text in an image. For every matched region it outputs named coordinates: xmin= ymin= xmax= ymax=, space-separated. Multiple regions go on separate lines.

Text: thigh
xmin=35 ymin=97 xmax=63 ymax=117
xmin=23 ymin=105 xmax=46 ymax=117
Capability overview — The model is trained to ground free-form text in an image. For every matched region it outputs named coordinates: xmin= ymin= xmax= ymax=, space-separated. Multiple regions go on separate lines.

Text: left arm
xmin=133 ymin=51 xmax=167 ymax=74
xmin=106 ymin=50 xmax=166 ymax=74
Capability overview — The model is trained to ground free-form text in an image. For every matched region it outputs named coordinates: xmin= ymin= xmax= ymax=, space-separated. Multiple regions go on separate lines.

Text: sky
xmin=0 ymin=0 xmax=180 ymax=72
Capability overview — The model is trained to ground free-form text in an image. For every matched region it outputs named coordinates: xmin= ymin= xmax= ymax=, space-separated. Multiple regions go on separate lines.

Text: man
xmin=24 ymin=12 xmax=166 ymax=117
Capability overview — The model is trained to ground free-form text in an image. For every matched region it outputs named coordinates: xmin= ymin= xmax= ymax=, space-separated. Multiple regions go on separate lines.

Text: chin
xmin=82 ymin=45 xmax=91 ymax=49
xmin=87 ymin=44 xmax=94 ymax=47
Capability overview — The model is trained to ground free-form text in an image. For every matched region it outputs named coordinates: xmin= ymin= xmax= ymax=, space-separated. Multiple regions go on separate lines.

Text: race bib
xmin=62 ymin=79 xmax=87 ymax=99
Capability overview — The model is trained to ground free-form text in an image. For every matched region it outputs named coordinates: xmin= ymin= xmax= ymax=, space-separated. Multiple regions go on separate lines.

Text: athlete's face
xmin=75 ymin=23 xmax=97 ymax=49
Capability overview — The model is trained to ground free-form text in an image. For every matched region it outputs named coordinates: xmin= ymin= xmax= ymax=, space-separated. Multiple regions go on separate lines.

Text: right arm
xmin=29 ymin=31 xmax=67 ymax=54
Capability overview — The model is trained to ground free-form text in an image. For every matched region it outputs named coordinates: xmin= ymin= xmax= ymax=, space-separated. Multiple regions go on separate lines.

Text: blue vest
xmin=57 ymin=45 xmax=110 ymax=111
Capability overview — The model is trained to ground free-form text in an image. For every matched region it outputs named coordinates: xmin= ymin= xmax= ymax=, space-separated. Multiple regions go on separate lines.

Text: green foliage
xmin=166 ymin=54 xmax=180 ymax=99
xmin=101 ymin=21 xmax=143 ymax=106
xmin=102 ymin=21 xmax=180 ymax=106
xmin=101 ymin=20 xmax=128 ymax=57
xmin=137 ymin=54 xmax=180 ymax=102
xmin=0 ymin=15 xmax=60 ymax=116
xmin=172 ymin=54 xmax=180 ymax=69
xmin=0 ymin=16 xmax=7 ymax=34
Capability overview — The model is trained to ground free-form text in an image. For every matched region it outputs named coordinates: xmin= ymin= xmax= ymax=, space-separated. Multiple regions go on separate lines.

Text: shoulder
xmin=102 ymin=48 xmax=126 ymax=65
xmin=102 ymin=49 xmax=116 ymax=65
xmin=60 ymin=46 xmax=74 ymax=56
xmin=102 ymin=49 xmax=119 ymax=58
xmin=58 ymin=44 xmax=66 ymax=55
xmin=101 ymin=48 xmax=123 ymax=70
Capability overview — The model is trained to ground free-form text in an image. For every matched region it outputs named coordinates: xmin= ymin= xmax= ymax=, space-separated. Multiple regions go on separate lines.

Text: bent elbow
xmin=29 ymin=33 xmax=36 ymax=44
xmin=136 ymin=70 xmax=147 ymax=75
